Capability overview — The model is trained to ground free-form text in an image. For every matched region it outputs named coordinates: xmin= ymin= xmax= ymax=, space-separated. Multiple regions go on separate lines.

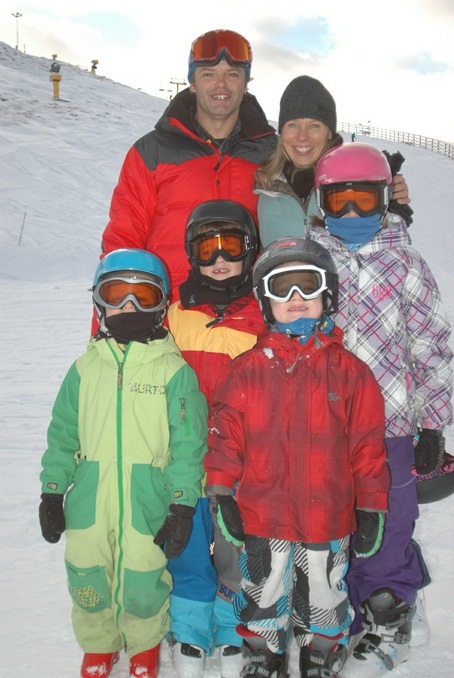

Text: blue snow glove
xmin=353 ymin=510 xmax=386 ymax=558
xmin=414 ymin=429 xmax=444 ymax=475
xmin=154 ymin=504 xmax=195 ymax=559
xmin=39 ymin=493 xmax=65 ymax=543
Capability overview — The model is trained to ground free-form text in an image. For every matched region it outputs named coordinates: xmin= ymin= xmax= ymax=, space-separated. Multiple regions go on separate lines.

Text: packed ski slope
xmin=0 ymin=42 xmax=453 ymax=677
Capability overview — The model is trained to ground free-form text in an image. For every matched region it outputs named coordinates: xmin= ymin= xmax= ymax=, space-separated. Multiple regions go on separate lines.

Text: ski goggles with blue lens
xmin=318 ymin=181 xmax=389 ymax=218
xmin=262 ymin=265 xmax=328 ymax=303
xmin=188 ymin=30 xmax=252 ymax=79
xmin=189 ymin=228 xmax=251 ymax=267
xmin=93 ymin=276 xmax=167 ymax=312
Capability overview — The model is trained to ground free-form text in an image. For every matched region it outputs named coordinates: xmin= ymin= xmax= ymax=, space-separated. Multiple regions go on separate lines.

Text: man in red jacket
xmin=101 ymin=29 xmax=277 ymax=308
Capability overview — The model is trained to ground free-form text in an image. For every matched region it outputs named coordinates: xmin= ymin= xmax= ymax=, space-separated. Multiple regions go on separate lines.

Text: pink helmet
xmin=315 ymin=143 xmax=392 ymax=188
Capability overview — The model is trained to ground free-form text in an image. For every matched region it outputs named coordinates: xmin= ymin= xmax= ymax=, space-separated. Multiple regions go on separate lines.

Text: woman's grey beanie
xmin=278 ymin=75 xmax=337 ymax=133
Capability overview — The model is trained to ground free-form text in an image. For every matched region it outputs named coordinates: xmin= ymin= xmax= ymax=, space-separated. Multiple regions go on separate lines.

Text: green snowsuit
xmin=40 ymin=333 xmax=208 ymax=656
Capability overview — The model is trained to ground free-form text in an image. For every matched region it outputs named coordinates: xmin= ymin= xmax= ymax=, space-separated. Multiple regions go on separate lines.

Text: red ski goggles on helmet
xmin=319 ymin=181 xmax=389 ymax=218
xmin=262 ymin=265 xmax=328 ymax=303
xmin=189 ymin=229 xmax=251 ymax=266
xmin=189 ymin=29 xmax=252 ymax=73
xmin=93 ymin=276 xmax=166 ymax=312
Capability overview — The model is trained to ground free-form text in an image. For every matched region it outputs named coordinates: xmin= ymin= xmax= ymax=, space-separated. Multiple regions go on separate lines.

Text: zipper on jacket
xmin=213 ymin=153 xmax=223 ymax=172
xmin=117 ymin=362 xmax=124 ymax=390
xmin=206 ymin=307 xmax=225 ymax=328
xmin=180 ymin=397 xmax=186 ymax=424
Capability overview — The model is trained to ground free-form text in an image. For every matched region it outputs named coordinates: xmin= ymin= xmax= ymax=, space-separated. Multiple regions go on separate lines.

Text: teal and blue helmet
xmin=92 ymin=248 xmax=170 ymax=335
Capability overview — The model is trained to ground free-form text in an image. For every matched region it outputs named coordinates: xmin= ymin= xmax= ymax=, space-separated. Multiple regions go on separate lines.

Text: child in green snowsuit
xmin=39 ymin=249 xmax=207 ymax=678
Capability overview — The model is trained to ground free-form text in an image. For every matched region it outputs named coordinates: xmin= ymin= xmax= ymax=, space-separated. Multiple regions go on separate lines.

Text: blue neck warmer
xmin=326 ymin=214 xmax=382 ymax=250
xmin=274 ymin=315 xmax=334 ymax=345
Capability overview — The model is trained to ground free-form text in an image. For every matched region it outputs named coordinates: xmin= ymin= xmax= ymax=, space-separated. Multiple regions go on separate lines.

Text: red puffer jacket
xmin=205 ymin=325 xmax=389 ymax=543
xmin=102 ymin=88 xmax=277 ymax=301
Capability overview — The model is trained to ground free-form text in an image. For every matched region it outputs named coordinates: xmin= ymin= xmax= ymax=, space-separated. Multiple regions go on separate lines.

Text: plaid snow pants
xmin=234 ymin=535 xmax=353 ymax=653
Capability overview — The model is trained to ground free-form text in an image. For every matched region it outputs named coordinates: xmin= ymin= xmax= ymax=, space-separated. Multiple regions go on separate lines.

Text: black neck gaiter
xmin=104 ymin=312 xmax=164 ymax=344
xmin=179 ymin=270 xmax=253 ymax=308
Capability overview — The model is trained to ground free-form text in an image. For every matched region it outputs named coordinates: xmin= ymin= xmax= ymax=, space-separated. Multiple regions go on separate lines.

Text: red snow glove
xmin=39 ymin=493 xmax=65 ymax=543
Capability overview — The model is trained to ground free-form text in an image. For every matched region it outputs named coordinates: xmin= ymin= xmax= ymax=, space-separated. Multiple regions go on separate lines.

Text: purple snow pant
xmin=347 ymin=436 xmax=423 ymax=634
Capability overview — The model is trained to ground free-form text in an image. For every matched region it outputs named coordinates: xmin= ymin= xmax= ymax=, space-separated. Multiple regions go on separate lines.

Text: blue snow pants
xmin=167 ymin=497 xmax=243 ymax=654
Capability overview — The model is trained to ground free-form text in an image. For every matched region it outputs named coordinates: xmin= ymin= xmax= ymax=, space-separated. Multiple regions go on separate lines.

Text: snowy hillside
xmin=0 ymin=42 xmax=167 ymax=282
xmin=0 ymin=41 xmax=453 ymax=677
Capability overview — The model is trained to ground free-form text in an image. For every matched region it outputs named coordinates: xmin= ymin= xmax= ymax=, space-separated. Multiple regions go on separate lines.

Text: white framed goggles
xmin=262 ymin=265 xmax=328 ymax=303
xmin=93 ymin=276 xmax=167 ymax=312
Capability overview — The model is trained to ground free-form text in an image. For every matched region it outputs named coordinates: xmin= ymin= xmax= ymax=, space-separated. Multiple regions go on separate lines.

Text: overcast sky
xmin=2 ymin=0 xmax=454 ymax=141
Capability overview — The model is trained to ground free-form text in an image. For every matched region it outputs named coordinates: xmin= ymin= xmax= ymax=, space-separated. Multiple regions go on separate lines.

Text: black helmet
xmin=253 ymin=237 xmax=338 ymax=325
xmin=185 ymin=200 xmax=258 ymax=290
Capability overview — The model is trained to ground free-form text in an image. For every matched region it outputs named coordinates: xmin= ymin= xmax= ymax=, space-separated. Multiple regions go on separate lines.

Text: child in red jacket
xmin=204 ymin=237 xmax=390 ymax=678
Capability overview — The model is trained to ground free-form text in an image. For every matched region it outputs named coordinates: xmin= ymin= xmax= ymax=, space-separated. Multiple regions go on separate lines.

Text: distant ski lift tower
xmin=170 ymin=78 xmax=187 ymax=95
xmin=12 ymin=12 xmax=22 ymax=50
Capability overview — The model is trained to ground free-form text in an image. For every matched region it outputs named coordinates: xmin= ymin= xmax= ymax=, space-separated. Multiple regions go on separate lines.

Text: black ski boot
xmin=339 ymin=588 xmax=415 ymax=677
xmin=299 ymin=635 xmax=347 ymax=677
xmin=241 ymin=639 xmax=289 ymax=677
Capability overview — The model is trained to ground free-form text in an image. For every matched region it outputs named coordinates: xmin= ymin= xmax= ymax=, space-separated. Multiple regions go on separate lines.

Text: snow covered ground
xmin=0 ymin=41 xmax=453 ymax=677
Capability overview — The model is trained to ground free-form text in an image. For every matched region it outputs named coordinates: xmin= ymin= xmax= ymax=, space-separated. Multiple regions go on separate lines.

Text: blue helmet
xmin=92 ymin=249 xmax=170 ymax=335
xmin=93 ymin=248 xmax=170 ymax=293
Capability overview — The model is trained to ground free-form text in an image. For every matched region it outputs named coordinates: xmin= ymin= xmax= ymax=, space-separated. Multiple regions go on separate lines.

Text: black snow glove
xmin=353 ymin=510 xmax=386 ymax=558
xmin=214 ymin=495 xmax=245 ymax=546
xmin=39 ymin=493 xmax=65 ymax=543
xmin=414 ymin=429 xmax=445 ymax=475
xmin=154 ymin=504 xmax=195 ymax=559
xmin=205 ymin=484 xmax=245 ymax=546
xmin=382 ymin=150 xmax=414 ymax=226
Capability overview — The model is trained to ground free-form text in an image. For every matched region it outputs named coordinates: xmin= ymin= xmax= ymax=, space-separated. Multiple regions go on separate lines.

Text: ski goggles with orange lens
xmin=189 ymin=229 xmax=251 ymax=266
xmin=319 ymin=181 xmax=389 ymax=218
xmin=190 ymin=29 xmax=252 ymax=64
xmin=93 ymin=276 xmax=166 ymax=312
xmin=262 ymin=265 xmax=328 ymax=303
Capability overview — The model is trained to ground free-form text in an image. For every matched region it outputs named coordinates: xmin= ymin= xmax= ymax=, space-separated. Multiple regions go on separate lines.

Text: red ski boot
xmin=80 ymin=651 xmax=120 ymax=678
xmin=129 ymin=646 xmax=160 ymax=678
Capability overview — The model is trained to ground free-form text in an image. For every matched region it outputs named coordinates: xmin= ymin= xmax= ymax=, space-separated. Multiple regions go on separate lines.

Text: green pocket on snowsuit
xmin=65 ymin=460 xmax=99 ymax=530
xmin=130 ymin=464 xmax=168 ymax=535
xmin=66 ymin=560 xmax=111 ymax=613
xmin=123 ymin=567 xmax=171 ymax=619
